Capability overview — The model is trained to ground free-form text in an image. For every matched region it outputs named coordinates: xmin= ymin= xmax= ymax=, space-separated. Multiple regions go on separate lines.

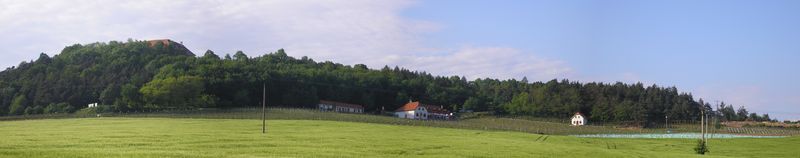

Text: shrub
xmin=44 ymin=103 xmax=74 ymax=114
xmin=75 ymin=107 xmax=97 ymax=115
xmin=694 ymin=140 xmax=709 ymax=154
xmin=24 ymin=105 xmax=44 ymax=115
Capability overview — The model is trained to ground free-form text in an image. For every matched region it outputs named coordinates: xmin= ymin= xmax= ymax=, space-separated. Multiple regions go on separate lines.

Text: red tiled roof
xmin=574 ymin=112 xmax=584 ymax=116
xmin=395 ymin=102 xmax=420 ymax=112
xmin=319 ymin=100 xmax=364 ymax=109
xmin=395 ymin=101 xmax=450 ymax=114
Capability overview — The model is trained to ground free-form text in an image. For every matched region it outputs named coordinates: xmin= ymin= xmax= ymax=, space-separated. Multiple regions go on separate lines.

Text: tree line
xmin=0 ymin=39 xmax=774 ymax=125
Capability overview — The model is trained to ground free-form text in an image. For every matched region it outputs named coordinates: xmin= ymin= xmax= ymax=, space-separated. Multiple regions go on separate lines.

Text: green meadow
xmin=1 ymin=118 xmax=797 ymax=158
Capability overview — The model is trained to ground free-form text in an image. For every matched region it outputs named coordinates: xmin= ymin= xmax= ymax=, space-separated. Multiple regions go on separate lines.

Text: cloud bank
xmin=693 ymin=85 xmax=800 ymax=120
xmin=0 ymin=0 xmax=571 ymax=81
xmin=395 ymin=46 xmax=571 ymax=80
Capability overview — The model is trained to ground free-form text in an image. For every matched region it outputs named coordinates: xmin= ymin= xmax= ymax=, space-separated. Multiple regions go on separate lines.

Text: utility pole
xmin=700 ymin=106 xmax=705 ymax=141
xmin=665 ymin=116 xmax=669 ymax=133
xmin=705 ymin=114 xmax=708 ymax=142
xmin=262 ymin=83 xmax=266 ymax=134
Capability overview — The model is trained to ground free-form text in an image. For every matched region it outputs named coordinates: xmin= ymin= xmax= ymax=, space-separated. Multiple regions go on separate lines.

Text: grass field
xmin=4 ymin=108 xmax=799 ymax=136
xmin=107 ymin=108 xmax=800 ymax=136
xmin=1 ymin=118 xmax=798 ymax=158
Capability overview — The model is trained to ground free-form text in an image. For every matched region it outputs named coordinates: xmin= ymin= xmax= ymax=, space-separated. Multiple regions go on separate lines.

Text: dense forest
xmin=0 ymin=39 xmax=774 ymax=125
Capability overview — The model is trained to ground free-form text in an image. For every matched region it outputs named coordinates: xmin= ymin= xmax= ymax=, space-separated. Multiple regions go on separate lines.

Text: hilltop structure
xmin=145 ymin=39 xmax=194 ymax=56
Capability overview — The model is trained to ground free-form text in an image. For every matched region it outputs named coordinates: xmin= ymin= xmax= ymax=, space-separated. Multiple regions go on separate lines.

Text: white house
xmin=571 ymin=112 xmax=586 ymax=126
xmin=318 ymin=100 xmax=364 ymax=113
xmin=88 ymin=103 xmax=98 ymax=108
xmin=394 ymin=101 xmax=452 ymax=120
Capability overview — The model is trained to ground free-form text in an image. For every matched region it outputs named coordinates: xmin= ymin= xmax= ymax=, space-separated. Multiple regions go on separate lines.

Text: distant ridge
xmin=0 ymin=39 xmax=773 ymax=124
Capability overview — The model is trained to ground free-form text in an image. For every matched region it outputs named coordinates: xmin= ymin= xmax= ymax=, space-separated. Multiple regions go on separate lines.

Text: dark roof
xmin=319 ymin=100 xmax=364 ymax=109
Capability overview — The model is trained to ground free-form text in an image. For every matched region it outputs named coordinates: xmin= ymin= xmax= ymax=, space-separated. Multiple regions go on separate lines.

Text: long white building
xmin=394 ymin=101 xmax=452 ymax=120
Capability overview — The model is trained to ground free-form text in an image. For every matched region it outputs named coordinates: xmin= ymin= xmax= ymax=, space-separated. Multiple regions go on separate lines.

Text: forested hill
xmin=0 ymin=40 xmax=772 ymax=124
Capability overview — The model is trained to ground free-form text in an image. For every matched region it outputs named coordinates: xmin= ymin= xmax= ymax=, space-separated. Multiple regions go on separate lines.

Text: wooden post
xmin=704 ymin=113 xmax=709 ymax=142
xmin=262 ymin=83 xmax=266 ymax=134
xmin=665 ymin=116 xmax=669 ymax=133
xmin=700 ymin=107 xmax=705 ymax=141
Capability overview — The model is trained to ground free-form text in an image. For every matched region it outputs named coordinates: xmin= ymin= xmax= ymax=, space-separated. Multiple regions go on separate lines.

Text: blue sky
xmin=403 ymin=0 xmax=800 ymax=120
xmin=0 ymin=0 xmax=798 ymax=120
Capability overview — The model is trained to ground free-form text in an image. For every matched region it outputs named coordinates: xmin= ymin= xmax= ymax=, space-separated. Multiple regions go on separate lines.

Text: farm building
xmin=395 ymin=101 xmax=452 ymax=120
xmin=318 ymin=100 xmax=364 ymax=113
xmin=571 ymin=112 xmax=586 ymax=126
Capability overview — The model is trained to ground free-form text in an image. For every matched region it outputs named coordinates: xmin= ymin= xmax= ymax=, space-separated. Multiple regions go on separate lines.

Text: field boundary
xmin=2 ymin=107 xmax=799 ymax=136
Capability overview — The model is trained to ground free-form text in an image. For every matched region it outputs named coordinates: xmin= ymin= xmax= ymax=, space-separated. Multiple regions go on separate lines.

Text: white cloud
xmin=383 ymin=46 xmax=572 ymax=81
xmin=0 ymin=0 xmax=570 ymax=81
xmin=692 ymin=85 xmax=800 ymax=120
xmin=695 ymin=85 xmax=764 ymax=108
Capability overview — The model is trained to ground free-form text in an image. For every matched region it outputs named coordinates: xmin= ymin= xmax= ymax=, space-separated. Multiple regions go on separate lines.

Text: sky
xmin=0 ymin=0 xmax=798 ymax=120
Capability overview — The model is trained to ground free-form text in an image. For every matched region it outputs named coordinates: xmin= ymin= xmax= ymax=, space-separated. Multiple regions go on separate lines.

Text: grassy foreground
xmin=0 ymin=118 xmax=797 ymax=158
